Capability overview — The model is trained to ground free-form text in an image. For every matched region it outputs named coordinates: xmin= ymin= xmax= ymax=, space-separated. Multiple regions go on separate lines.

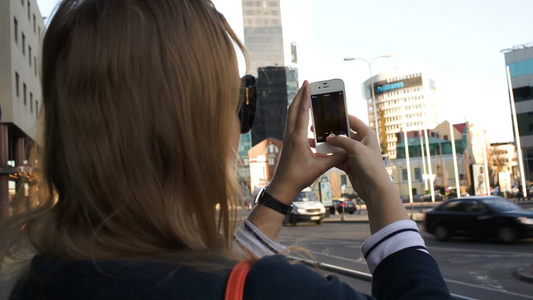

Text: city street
xmin=279 ymin=222 xmax=533 ymax=300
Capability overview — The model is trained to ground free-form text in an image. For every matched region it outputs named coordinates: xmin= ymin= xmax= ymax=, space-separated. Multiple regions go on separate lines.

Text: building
xmin=251 ymin=66 xmax=298 ymax=146
xmin=393 ymin=121 xmax=468 ymax=198
xmin=248 ymin=138 xmax=282 ymax=193
xmin=0 ymin=0 xmax=45 ymax=219
xmin=241 ymin=0 xmax=285 ymax=77
xmin=363 ymin=70 xmax=439 ymax=159
xmin=488 ymin=142 xmax=518 ymax=187
xmin=502 ymin=43 xmax=533 ymax=181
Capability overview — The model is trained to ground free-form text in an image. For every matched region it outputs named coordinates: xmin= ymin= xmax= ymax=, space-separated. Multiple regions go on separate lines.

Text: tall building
xmin=251 ymin=66 xmax=298 ymax=146
xmin=241 ymin=0 xmax=285 ymax=77
xmin=0 ymin=0 xmax=45 ymax=219
xmin=363 ymin=70 xmax=439 ymax=159
xmin=502 ymin=43 xmax=533 ymax=181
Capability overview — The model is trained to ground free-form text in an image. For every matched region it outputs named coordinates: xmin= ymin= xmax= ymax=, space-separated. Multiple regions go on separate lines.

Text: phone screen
xmin=311 ymin=91 xmax=349 ymax=143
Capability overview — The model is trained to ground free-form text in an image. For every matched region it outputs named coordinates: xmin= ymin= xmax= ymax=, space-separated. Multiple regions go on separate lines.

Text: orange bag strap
xmin=225 ymin=260 xmax=252 ymax=300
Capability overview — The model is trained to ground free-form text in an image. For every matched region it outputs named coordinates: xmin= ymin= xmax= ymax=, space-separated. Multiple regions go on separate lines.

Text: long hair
xmin=1 ymin=0 xmax=246 ymax=263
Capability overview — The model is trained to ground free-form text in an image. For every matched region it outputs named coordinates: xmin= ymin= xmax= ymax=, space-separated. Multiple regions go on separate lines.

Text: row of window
xmin=13 ymin=17 xmax=39 ymax=78
xmin=245 ymin=18 xmax=281 ymax=26
xmin=14 ymin=71 xmax=39 ymax=117
xmin=384 ymin=122 xmax=424 ymax=131
xmin=243 ymin=0 xmax=279 ymax=7
xmin=377 ymin=87 xmax=422 ymax=99
xmin=385 ymin=73 xmax=422 ymax=84
xmin=507 ymin=58 xmax=533 ymax=78
xmin=383 ymin=113 xmax=424 ymax=123
xmin=376 ymin=96 xmax=424 ymax=107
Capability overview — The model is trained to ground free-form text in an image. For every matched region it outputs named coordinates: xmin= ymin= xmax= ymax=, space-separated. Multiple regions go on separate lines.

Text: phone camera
xmin=319 ymin=87 xmax=321 ymax=89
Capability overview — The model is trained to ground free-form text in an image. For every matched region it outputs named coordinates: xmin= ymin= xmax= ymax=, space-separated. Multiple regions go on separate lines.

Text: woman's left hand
xmin=267 ymin=81 xmax=347 ymax=204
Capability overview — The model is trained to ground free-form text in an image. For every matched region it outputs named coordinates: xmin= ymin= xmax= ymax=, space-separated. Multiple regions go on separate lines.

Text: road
xmin=279 ymin=222 xmax=533 ymax=300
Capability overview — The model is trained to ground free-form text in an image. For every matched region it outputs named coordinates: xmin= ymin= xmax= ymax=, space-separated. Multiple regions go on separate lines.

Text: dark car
xmin=410 ymin=191 xmax=444 ymax=203
xmin=331 ymin=198 xmax=357 ymax=215
xmin=425 ymin=196 xmax=533 ymax=243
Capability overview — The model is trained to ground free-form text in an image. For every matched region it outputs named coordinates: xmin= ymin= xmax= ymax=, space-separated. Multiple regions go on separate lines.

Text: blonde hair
xmin=1 ymin=0 xmax=247 ymax=263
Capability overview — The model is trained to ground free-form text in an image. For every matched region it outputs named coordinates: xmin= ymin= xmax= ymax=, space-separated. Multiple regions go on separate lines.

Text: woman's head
xmin=29 ymin=0 xmax=246 ymax=259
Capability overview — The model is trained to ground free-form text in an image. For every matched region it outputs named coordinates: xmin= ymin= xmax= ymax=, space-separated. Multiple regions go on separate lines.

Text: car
xmin=413 ymin=191 xmax=444 ymax=202
xmin=425 ymin=196 xmax=533 ymax=243
xmin=331 ymin=198 xmax=357 ymax=215
xmin=284 ymin=188 xmax=326 ymax=226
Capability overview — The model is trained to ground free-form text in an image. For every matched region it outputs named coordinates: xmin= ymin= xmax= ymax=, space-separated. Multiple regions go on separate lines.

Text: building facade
xmin=489 ymin=142 xmax=518 ymax=187
xmin=503 ymin=44 xmax=533 ymax=182
xmin=248 ymin=138 xmax=282 ymax=193
xmin=251 ymin=66 xmax=298 ymax=146
xmin=363 ymin=70 xmax=439 ymax=159
xmin=0 ymin=0 xmax=44 ymax=219
xmin=393 ymin=122 xmax=468 ymax=198
xmin=241 ymin=0 xmax=285 ymax=77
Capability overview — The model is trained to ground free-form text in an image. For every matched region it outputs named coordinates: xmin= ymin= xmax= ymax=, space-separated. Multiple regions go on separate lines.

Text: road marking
xmin=444 ymin=278 xmax=533 ymax=299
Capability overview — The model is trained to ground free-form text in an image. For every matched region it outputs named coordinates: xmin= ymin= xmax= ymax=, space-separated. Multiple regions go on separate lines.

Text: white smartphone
xmin=310 ymin=79 xmax=351 ymax=154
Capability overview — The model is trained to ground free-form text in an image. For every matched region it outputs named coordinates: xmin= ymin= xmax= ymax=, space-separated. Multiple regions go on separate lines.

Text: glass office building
xmin=503 ymin=44 xmax=533 ymax=181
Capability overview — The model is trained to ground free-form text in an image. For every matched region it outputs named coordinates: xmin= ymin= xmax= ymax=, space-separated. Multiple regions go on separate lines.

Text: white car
xmin=284 ymin=188 xmax=326 ymax=226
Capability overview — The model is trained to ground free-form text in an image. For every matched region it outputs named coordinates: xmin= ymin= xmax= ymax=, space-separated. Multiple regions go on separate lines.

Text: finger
xmin=348 ymin=115 xmax=372 ymax=138
xmin=308 ymin=138 xmax=315 ymax=148
xmin=315 ymin=150 xmax=348 ymax=171
xmin=294 ymin=82 xmax=311 ymax=131
xmin=326 ymin=134 xmax=359 ymax=155
xmin=286 ymin=81 xmax=308 ymax=130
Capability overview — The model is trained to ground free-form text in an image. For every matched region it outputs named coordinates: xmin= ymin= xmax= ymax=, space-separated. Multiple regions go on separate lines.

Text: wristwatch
xmin=255 ymin=187 xmax=292 ymax=215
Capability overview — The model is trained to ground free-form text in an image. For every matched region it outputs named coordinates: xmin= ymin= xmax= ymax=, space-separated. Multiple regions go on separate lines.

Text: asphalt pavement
xmin=323 ymin=201 xmax=533 ymax=284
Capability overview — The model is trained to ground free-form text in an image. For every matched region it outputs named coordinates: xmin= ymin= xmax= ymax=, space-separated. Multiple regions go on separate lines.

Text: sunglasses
xmin=238 ymin=75 xmax=257 ymax=134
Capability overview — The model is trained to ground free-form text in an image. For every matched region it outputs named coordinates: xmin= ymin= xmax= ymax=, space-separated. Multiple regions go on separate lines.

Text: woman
xmin=2 ymin=0 xmax=450 ymax=299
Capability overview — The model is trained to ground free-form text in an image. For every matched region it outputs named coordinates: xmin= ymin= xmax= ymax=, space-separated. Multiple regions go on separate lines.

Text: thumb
xmin=326 ymin=134 xmax=356 ymax=155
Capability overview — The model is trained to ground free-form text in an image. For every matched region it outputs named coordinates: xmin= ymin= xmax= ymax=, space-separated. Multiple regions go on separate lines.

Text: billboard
xmin=498 ymin=171 xmax=511 ymax=193
xmin=319 ymin=181 xmax=333 ymax=207
xmin=472 ymin=164 xmax=488 ymax=196
xmin=374 ymin=76 xmax=423 ymax=95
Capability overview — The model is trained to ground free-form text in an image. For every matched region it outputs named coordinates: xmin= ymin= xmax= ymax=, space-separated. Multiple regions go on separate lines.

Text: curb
xmin=515 ymin=265 xmax=533 ymax=284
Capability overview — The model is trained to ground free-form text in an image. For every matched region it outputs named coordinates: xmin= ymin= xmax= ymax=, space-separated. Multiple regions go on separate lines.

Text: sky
xmin=36 ymin=0 xmax=533 ymax=143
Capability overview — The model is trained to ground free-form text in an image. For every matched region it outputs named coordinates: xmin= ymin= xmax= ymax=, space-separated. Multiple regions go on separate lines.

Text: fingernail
xmin=329 ymin=133 xmax=335 ymax=137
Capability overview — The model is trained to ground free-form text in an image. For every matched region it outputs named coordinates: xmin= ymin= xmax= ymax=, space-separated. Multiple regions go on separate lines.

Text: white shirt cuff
xmin=234 ymin=219 xmax=288 ymax=258
xmin=361 ymin=219 xmax=428 ymax=274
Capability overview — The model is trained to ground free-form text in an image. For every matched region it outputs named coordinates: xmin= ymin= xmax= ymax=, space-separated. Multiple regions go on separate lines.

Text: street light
xmin=344 ymin=55 xmax=394 ymax=152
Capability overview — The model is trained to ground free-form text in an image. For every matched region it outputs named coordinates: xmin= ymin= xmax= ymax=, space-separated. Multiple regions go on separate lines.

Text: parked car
xmin=284 ymin=188 xmax=326 ymax=226
xmin=331 ymin=198 xmax=357 ymax=215
xmin=413 ymin=191 xmax=444 ymax=202
xmin=425 ymin=196 xmax=533 ymax=243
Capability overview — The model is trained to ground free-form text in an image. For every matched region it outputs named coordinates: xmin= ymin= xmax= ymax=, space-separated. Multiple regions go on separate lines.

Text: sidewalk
xmin=516 ymin=265 xmax=533 ymax=283
xmin=323 ymin=210 xmax=426 ymax=222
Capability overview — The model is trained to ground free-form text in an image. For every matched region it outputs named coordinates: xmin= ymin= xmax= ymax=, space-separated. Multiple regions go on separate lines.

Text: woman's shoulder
xmin=245 ymin=255 xmax=372 ymax=300
xmin=10 ymin=255 xmax=231 ymax=300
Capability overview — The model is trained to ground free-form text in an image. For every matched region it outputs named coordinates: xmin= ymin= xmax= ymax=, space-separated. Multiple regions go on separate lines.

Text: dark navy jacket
xmin=10 ymin=247 xmax=450 ymax=299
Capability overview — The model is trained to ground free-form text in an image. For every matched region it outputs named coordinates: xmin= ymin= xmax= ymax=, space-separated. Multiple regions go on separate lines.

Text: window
xmin=23 ymin=83 xmax=27 ymax=105
xmin=30 ymin=93 xmax=33 ymax=112
xmin=341 ymin=174 xmax=347 ymax=186
xmin=22 ymin=33 xmax=25 ymax=55
xmin=28 ymin=1 xmax=31 ymax=20
xmin=415 ymin=168 xmax=421 ymax=181
xmin=29 ymin=46 xmax=32 ymax=65
xmin=34 ymin=57 xmax=37 ymax=75
xmin=14 ymin=17 xmax=18 ymax=42
xmin=35 ymin=100 xmax=39 ymax=117
xmin=33 ymin=14 xmax=36 ymax=32
xmin=402 ymin=168 xmax=408 ymax=181
xmin=15 ymin=72 xmax=20 ymax=97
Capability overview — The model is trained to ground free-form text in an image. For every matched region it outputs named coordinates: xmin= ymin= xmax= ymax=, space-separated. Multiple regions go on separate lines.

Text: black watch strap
xmin=255 ymin=187 xmax=292 ymax=215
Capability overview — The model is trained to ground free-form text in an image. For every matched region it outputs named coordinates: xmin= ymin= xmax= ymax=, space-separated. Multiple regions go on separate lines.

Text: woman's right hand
xmin=325 ymin=115 xmax=409 ymax=233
